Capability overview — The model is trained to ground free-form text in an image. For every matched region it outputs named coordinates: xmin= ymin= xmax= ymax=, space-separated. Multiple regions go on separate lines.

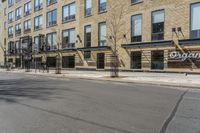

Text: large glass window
xmin=15 ymin=23 xmax=21 ymax=36
xmin=8 ymin=26 xmax=13 ymax=37
xmin=191 ymin=3 xmax=200 ymax=39
xmin=84 ymin=25 xmax=91 ymax=47
xmin=15 ymin=7 xmax=22 ymax=20
xmin=24 ymin=1 xmax=31 ymax=16
xmin=99 ymin=22 xmax=106 ymax=46
xmin=34 ymin=15 xmax=43 ymax=30
xmin=47 ymin=32 xmax=57 ymax=50
xmin=62 ymin=28 xmax=76 ymax=49
xmin=152 ymin=10 xmax=165 ymax=41
xmin=8 ymin=11 xmax=14 ymax=23
xmin=85 ymin=0 xmax=92 ymax=16
xmin=8 ymin=0 xmax=14 ymax=7
xmin=15 ymin=41 xmax=21 ymax=54
xmin=131 ymin=51 xmax=142 ymax=69
xmin=47 ymin=9 xmax=57 ymax=27
xmin=131 ymin=14 xmax=142 ymax=42
xmin=24 ymin=19 xmax=31 ymax=33
xmin=34 ymin=0 xmax=43 ymax=11
xmin=62 ymin=3 xmax=76 ymax=22
xmin=99 ymin=0 xmax=107 ymax=12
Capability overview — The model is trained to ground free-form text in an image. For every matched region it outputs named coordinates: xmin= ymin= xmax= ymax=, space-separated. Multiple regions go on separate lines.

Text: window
xmin=85 ymin=0 xmax=92 ymax=16
xmin=152 ymin=10 xmax=165 ymax=41
xmin=131 ymin=14 xmax=142 ymax=42
xmin=99 ymin=0 xmax=107 ymax=13
xmin=34 ymin=15 xmax=43 ymax=30
xmin=99 ymin=22 xmax=106 ymax=46
xmin=62 ymin=28 xmax=76 ymax=49
xmin=47 ymin=0 xmax=57 ymax=6
xmin=191 ymin=3 xmax=200 ymax=39
xmin=62 ymin=3 xmax=76 ymax=22
xmin=47 ymin=9 xmax=57 ymax=27
xmin=46 ymin=32 xmax=57 ymax=50
xmin=8 ymin=42 xmax=15 ymax=54
xmin=24 ymin=19 xmax=31 ymax=33
xmin=34 ymin=0 xmax=43 ymax=11
xmin=8 ymin=26 xmax=13 ymax=37
xmin=24 ymin=1 xmax=31 ymax=16
xmin=131 ymin=0 xmax=142 ymax=4
xmin=34 ymin=36 xmax=40 ymax=52
xmin=15 ymin=41 xmax=21 ymax=54
xmin=8 ymin=0 xmax=14 ymax=7
xmin=84 ymin=25 xmax=91 ymax=47
xmin=15 ymin=7 xmax=22 ymax=20
xmin=8 ymin=11 xmax=14 ymax=23
xmin=15 ymin=23 xmax=21 ymax=36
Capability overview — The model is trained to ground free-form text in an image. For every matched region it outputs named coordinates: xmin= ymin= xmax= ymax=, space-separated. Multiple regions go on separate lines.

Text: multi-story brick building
xmin=3 ymin=0 xmax=200 ymax=72
xmin=0 ymin=0 xmax=7 ymax=66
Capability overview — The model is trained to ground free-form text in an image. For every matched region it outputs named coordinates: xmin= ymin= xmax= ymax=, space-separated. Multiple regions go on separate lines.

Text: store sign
xmin=169 ymin=51 xmax=200 ymax=61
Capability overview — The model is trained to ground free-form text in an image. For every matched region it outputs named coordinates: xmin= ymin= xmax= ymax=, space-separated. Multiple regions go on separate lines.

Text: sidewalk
xmin=1 ymin=68 xmax=200 ymax=88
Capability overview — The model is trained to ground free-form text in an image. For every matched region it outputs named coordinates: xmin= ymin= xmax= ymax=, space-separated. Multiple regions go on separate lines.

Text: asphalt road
xmin=0 ymin=72 xmax=199 ymax=133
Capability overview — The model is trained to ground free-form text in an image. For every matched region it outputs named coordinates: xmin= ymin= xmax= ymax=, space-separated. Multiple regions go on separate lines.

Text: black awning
xmin=77 ymin=46 xmax=111 ymax=51
xmin=121 ymin=40 xmax=173 ymax=49
xmin=179 ymin=38 xmax=200 ymax=45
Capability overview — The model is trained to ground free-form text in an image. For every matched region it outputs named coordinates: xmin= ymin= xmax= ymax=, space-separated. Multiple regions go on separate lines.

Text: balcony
xmin=62 ymin=15 xmax=75 ymax=23
xmin=8 ymin=34 xmax=13 ymax=38
xmin=24 ymin=28 xmax=31 ymax=34
xmin=47 ymin=0 xmax=57 ymax=6
xmin=34 ymin=25 xmax=42 ymax=31
xmin=47 ymin=21 xmax=57 ymax=27
xmin=62 ymin=43 xmax=75 ymax=49
xmin=15 ymin=30 xmax=21 ymax=36
xmin=24 ymin=11 xmax=31 ymax=17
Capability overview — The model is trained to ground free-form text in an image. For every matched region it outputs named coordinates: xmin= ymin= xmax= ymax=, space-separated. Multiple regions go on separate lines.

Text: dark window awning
xmin=121 ymin=40 xmax=173 ymax=49
xmin=77 ymin=46 xmax=111 ymax=51
xmin=179 ymin=38 xmax=200 ymax=45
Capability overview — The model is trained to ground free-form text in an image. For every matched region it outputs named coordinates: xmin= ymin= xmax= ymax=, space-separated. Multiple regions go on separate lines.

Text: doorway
xmin=97 ymin=53 xmax=105 ymax=69
xmin=151 ymin=50 xmax=164 ymax=70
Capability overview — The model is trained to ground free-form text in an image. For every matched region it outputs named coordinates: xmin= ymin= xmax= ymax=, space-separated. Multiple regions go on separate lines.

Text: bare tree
xmin=104 ymin=0 xmax=130 ymax=77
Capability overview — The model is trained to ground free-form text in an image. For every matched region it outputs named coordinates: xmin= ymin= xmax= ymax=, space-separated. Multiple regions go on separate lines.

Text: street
xmin=0 ymin=72 xmax=199 ymax=133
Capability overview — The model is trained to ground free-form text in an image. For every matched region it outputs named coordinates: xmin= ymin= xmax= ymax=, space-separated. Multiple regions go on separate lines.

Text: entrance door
xmin=151 ymin=50 xmax=164 ymax=70
xmin=131 ymin=51 xmax=142 ymax=69
xmin=62 ymin=56 xmax=75 ymax=68
xmin=47 ymin=57 xmax=56 ymax=68
xmin=97 ymin=53 xmax=105 ymax=69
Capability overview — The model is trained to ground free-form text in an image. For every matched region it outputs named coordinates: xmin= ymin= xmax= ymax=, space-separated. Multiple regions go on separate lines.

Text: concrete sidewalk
xmin=1 ymin=68 xmax=200 ymax=88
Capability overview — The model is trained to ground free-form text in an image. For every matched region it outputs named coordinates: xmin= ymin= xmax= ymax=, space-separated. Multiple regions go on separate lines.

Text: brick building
xmin=3 ymin=0 xmax=200 ymax=72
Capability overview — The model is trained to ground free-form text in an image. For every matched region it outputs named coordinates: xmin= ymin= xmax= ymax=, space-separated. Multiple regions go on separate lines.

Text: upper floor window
xmin=8 ymin=26 xmax=13 ymax=37
xmin=85 ymin=0 xmax=92 ymax=16
xmin=46 ymin=32 xmax=57 ymax=50
xmin=62 ymin=28 xmax=76 ymax=49
xmin=34 ymin=0 xmax=43 ymax=11
xmin=8 ymin=11 xmax=14 ymax=23
xmin=8 ymin=0 xmax=14 ymax=7
xmin=62 ymin=3 xmax=76 ymax=23
xmin=99 ymin=22 xmax=106 ymax=46
xmin=24 ymin=1 xmax=31 ymax=16
xmin=47 ymin=0 xmax=57 ymax=6
xmin=47 ymin=9 xmax=57 ymax=27
xmin=191 ymin=3 xmax=200 ymax=39
xmin=34 ymin=15 xmax=43 ymax=30
xmin=99 ymin=0 xmax=107 ymax=13
xmin=131 ymin=14 xmax=142 ymax=42
xmin=84 ymin=25 xmax=91 ymax=47
xmin=152 ymin=10 xmax=165 ymax=41
xmin=24 ymin=19 xmax=31 ymax=33
xmin=15 ymin=7 xmax=22 ymax=20
xmin=15 ymin=23 xmax=21 ymax=35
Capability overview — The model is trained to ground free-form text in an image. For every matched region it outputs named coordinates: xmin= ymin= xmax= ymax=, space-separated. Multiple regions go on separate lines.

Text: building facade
xmin=0 ymin=0 xmax=7 ymax=66
xmin=4 ymin=0 xmax=200 ymax=72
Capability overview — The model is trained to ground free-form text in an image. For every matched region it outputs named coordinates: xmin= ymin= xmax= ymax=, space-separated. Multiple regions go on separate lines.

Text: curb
xmin=3 ymin=70 xmax=200 ymax=90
